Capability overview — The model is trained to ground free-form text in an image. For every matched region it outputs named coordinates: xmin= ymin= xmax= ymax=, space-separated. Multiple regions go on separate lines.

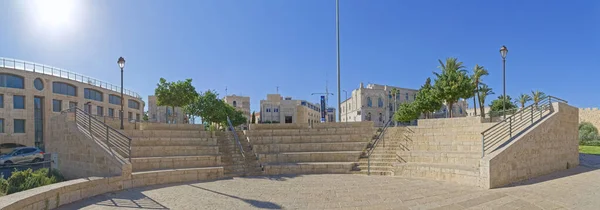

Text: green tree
xmin=394 ymin=102 xmax=420 ymax=123
xmin=515 ymin=93 xmax=532 ymax=109
xmin=433 ymin=58 xmax=473 ymax=118
xmin=531 ymin=90 xmax=546 ymax=105
xmin=155 ymin=78 xmax=198 ymax=123
xmin=224 ymin=105 xmax=247 ymax=127
xmin=143 ymin=111 xmax=149 ymax=122
xmin=478 ymin=84 xmax=494 ymax=118
xmin=471 ymin=64 xmax=489 ymax=116
xmin=251 ymin=111 xmax=256 ymax=124
xmin=489 ymin=95 xmax=517 ymax=117
xmin=579 ymin=122 xmax=599 ymax=142
xmin=414 ymin=77 xmax=443 ymax=118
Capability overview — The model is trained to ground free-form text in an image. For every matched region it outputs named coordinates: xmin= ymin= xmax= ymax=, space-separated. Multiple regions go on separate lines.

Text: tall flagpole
xmin=336 ymin=0 xmax=341 ymax=123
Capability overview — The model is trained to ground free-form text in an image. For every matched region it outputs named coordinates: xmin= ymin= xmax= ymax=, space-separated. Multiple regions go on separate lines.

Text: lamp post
xmin=336 ymin=0 xmax=341 ymax=123
xmin=342 ymin=90 xmax=348 ymax=123
xmin=117 ymin=57 xmax=126 ymax=130
xmin=500 ymin=46 xmax=508 ymax=118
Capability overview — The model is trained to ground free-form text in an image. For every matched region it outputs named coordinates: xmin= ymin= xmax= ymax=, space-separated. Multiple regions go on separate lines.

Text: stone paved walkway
xmin=58 ymin=155 xmax=600 ymax=210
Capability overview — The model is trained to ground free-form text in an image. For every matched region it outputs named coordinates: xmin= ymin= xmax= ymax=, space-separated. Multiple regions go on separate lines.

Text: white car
xmin=0 ymin=147 xmax=44 ymax=165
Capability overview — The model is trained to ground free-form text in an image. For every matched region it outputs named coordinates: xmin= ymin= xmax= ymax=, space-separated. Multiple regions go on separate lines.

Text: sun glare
xmin=31 ymin=0 xmax=79 ymax=31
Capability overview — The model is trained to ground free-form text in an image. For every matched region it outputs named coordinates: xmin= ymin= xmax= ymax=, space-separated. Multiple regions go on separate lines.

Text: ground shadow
xmin=188 ymin=185 xmax=282 ymax=209
xmin=498 ymin=154 xmax=600 ymax=189
xmin=57 ymin=189 xmax=169 ymax=210
xmin=240 ymin=173 xmax=304 ymax=181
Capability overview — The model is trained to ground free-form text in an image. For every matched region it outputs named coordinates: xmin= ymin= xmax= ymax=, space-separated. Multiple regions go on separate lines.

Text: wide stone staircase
xmin=123 ymin=127 xmax=224 ymax=182
xmin=354 ymin=126 xmax=408 ymax=176
xmin=245 ymin=123 xmax=375 ymax=175
xmin=218 ymin=130 xmax=263 ymax=177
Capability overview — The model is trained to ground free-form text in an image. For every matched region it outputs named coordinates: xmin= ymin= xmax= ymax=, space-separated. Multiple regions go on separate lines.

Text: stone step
xmin=248 ymin=135 xmax=372 ymax=145
xmin=356 ymin=161 xmax=394 ymax=167
xmin=261 ymin=162 xmax=356 ymax=175
xmin=393 ymin=163 xmax=479 ymax=186
xmin=352 ymin=170 xmax=393 ymax=176
xmin=257 ymin=151 xmax=362 ymax=163
xmin=131 ymin=166 xmax=224 ymax=187
xmin=131 ymin=146 xmax=219 ymax=157
xmin=366 ymin=154 xmax=397 ymax=158
xmin=358 ymin=157 xmax=397 ymax=163
xmin=131 ymin=155 xmax=221 ymax=172
xmin=396 ymin=151 xmax=481 ymax=165
xmin=124 ymin=130 xmax=214 ymax=138
xmin=245 ymin=127 xmax=375 ymax=136
xmin=357 ymin=165 xmax=393 ymax=171
xmin=253 ymin=142 xmax=367 ymax=153
xmin=131 ymin=137 xmax=217 ymax=146
xmin=408 ymin=140 xmax=481 ymax=152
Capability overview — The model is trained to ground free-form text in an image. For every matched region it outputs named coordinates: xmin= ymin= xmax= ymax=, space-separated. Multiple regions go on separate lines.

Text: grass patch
xmin=579 ymin=145 xmax=600 ymax=155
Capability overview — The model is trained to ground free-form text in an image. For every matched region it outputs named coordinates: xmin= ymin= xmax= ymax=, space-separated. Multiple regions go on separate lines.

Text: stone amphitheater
xmin=0 ymin=100 xmax=595 ymax=210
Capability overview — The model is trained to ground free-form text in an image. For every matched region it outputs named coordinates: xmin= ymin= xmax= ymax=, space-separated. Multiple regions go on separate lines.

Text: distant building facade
xmin=223 ymin=95 xmax=251 ymax=129
xmin=148 ymin=95 xmax=185 ymax=124
xmin=260 ymin=94 xmax=322 ymax=125
xmin=326 ymin=107 xmax=336 ymax=123
xmin=340 ymin=83 xmax=468 ymax=126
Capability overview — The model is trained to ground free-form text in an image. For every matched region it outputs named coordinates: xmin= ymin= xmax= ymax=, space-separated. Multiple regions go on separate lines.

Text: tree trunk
xmin=473 ymin=92 xmax=477 ymax=116
xmin=172 ymin=106 xmax=176 ymax=124
xmin=448 ymin=102 xmax=454 ymax=118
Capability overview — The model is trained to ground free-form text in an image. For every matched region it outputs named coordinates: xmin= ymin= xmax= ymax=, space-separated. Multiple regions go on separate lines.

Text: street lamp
xmin=499 ymin=45 xmax=508 ymax=118
xmin=117 ymin=57 xmax=126 ymax=130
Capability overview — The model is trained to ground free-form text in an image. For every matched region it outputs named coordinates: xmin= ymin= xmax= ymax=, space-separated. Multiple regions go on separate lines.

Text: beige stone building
xmin=259 ymin=94 xmax=322 ymax=125
xmin=147 ymin=95 xmax=185 ymax=124
xmin=223 ymin=95 xmax=250 ymax=128
xmin=0 ymin=58 xmax=145 ymax=150
xmin=326 ymin=107 xmax=336 ymax=122
xmin=340 ymin=83 xmax=468 ymax=126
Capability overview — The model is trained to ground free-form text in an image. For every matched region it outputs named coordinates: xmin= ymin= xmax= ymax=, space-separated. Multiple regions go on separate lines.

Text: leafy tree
xmin=394 ymin=102 xmax=420 ymax=123
xmin=515 ymin=93 xmax=532 ymax=109
xmin=251 ymin=111 xmax=256 ymax=124
xmin=433 ymin=58 xmax=473 ymax=118
xmin=531 ymin=90 xmax=546 ymax=105
xmin=414 ymin=77 xmax=443 ymax=118
xmin=579 ymin=122 xmax=599 ymax=142
xmin=225 ymin=105 xmax=247 ymax=127
xmin=143 ymin=111 xmax=149 ymax=122
xmin=478 ymin=84 xmax=494 ymax=118
xmin=155 ymin=78 xmax=198 ymax=123
xmin=471 ymin=64 xmax=489 ymax=116
xmin=489 ymin=95 xmax=517 ymax=117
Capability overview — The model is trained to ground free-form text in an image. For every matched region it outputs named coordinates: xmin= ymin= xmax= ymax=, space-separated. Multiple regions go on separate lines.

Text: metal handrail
xmin=227 ymin=116 xmax=245 ymax=158
xmin=0 ymin=57 xmax=142 ymax=99
xmin=366 ymin=120 xmax=393 ymax=175
xmin=70 ymin=107 xmax=132 ymax=162
xmin=481 ymin=96 xmax=567 ymax=157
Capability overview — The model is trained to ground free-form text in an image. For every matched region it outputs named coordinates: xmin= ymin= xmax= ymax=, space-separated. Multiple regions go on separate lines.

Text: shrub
xmin=0 ymin=168 xmax=65 ymax=195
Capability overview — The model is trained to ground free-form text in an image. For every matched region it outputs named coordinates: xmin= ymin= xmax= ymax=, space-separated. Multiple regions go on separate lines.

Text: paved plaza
xmin=58 ymin=155 xmax=600 ymax=210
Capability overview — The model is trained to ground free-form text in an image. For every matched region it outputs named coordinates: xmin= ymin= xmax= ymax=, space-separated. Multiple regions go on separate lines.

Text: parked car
xmin=0 ymin=147 xmax=44 ymax=165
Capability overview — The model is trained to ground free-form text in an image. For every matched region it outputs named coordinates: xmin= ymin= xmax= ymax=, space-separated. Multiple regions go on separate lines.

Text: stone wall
xmin=579 ymin=107 xmax=600 ymax=128
xmin=480 ymin=102 xmax=579 ymax=188
xmin=249 ymin=121 xmax=373 ymax=130
xmin=47 ymin=113 xmax=130 ymax=180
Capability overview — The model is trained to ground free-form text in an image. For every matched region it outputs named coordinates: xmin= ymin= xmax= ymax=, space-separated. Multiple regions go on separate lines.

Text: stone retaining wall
xmin=480 ymin=102 xmax=580 ymax=188
xmin=579 ymin=107 xmax=600 ymax=129
xmin=249 ymin=121 xmax=373 ymax=130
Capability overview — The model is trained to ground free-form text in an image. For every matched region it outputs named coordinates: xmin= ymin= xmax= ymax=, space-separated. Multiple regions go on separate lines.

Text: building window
xmin=69 ymin=101 xmax=77 ymax=109
xmin=378 ymin=97 xmax=383 ymax=108
xmin=128 ymin=112 xmax=133 ymax=121
xmin=379 ymin=113 xmax=383 ymax=122
xmin=52 ymin=100 xmax=62 ymax=112
xmin=128 ymin=99 xmax=140 ymax=110
xmin=274 ymin=108 xmax=279 ymax=112
xmin=84 ymin=88 xmax=103 ymax=102
xmin=109 ymin=95 xmax=121 ymax=105
xmin=233 ymin=101 xmax=237 ymax=107
xmin=34 ymin=78 xmax=44 ymax=91
xmin=413 ymin=93 xmax=416 ymax=100
xmin=0 ymin=118 xmax=3 ymax=133
xmin=367 ymin=97 xmax=372 ymax=107
xmin=52 ymin=82 xmax=77 ymax=96
xmin=0 ymin=74 xmax=25 ymax=89
xmin=459 ymin=106 xmax=463 ymax=114
xmin=108 ymin=108 xmax=114 ymax=117
xmin=266 ymin=108 xmax=271 ymax=112
xmin=97 ymin=106 xmax=104 ymax=116
xmin=136 ymin=113 xmax=140 ymax=122
xmin=13 ymin=95 xmax=25 ymax=109
xmin=405 ymin=93 xmax=409 ymax=101
xmin=366 ymin=112 xmax=372 ymax=121
xmin=14 ymin=119 xmax=25 ymax=133
xmin=0 ymin=94 xmax=3 ymax=108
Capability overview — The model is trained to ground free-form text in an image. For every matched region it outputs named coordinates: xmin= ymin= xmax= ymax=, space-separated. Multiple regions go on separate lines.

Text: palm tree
xmin=531 ymin=90 xmax=546 ymax=104
xmin=478 ymin=84 xmax=494 ymax=118
xmin=471 ymin=64 xmax=489 ymax=116
xmin=515 ymin=93 xmax=532 ymax=109
xmin=433 ymin=57 xmax=471 ymax=118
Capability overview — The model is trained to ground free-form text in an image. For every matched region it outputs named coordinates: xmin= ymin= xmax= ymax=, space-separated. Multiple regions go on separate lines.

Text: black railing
xmin=227 ymin=116 xmax=245 ymax=158
xmin=67 ymin=107 xmax=132 ymax=162
xmin=481 ymin=96 xmax=567 ymax=157
xmin=365 ymin=120 xmax=393 ymax=175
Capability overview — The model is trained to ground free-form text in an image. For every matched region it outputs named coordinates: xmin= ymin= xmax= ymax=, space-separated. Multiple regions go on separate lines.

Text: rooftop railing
xmin=0 ymin=57 xmax=142 ymax=99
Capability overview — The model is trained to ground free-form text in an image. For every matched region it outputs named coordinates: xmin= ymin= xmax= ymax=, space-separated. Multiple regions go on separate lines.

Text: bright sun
xmin=31 ymin=0 xmax=79 ymax=30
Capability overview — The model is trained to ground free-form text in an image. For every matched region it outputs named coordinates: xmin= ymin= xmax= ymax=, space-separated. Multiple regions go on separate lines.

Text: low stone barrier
xmin=0 ymin=167 xmax=223 ymax=210
xmin=249 ymin=121 xmax=373 ymax=130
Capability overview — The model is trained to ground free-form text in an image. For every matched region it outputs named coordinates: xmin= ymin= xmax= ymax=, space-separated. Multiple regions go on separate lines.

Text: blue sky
xmin=0 ymin=0 xmax=598 ymax=113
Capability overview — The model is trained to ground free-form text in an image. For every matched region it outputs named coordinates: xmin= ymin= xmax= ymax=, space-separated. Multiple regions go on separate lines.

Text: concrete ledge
xmin=140 ymin=123 xmax=205 ymax=131
xmin=262 ymin=162 xmax=355 ymax=175
xmin=0 ymin=167 xmax=224 ymax=210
